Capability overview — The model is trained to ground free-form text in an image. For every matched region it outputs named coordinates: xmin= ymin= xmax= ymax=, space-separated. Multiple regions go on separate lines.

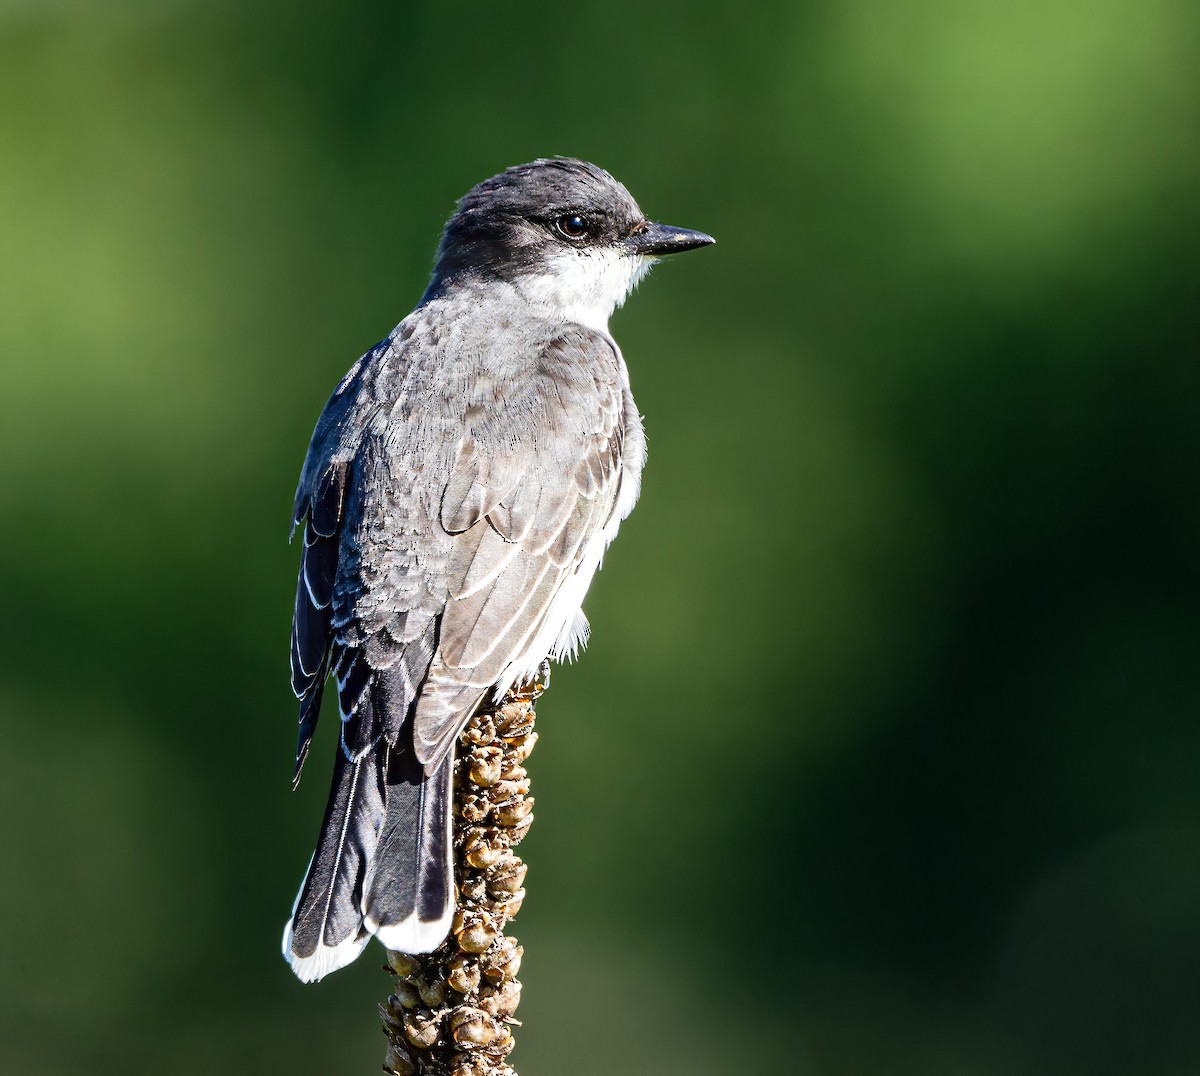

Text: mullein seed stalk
xmin=381 ymin=678 xmax=542 ymax=1076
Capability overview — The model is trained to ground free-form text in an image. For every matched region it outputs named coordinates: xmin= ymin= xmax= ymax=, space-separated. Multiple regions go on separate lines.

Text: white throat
xmin=516 ymin=248 xmax=654 ymax=333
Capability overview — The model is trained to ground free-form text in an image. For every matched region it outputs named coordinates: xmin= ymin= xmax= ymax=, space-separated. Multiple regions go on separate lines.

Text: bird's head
xmin=426 ymin=158 xmax=713 ymax=332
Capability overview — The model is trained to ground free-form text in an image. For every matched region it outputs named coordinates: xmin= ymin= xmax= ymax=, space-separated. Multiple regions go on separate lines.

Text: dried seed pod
xmin=387 ymin=951 xmax=422 ymax=978
xmin=497 ymin=729 xmax=531 ymax=753
xmin=450 ymin=1056 xmax=489 ymax=1076
xmin=416 ymin=975 xmax=447 ymax=1007
xmin=402 ymin=1012 xmax=440 ymax=1050
xmin=481 ymin=848 xmax=516 ymax=875
xmin=456 ymin=914 xmax=498 ymax=953
xmin=487 ymin=778 xmax=529 ymax=803
xmin=489 ymin=1023 xmax=515 ymax=1055
xmin=459 ymin=870 xmax=488 ymax=902
xmin=502 ymin=816 xmax=533 ymax=843
xmin=499 ymin=758 xmax=527 ymax=781
xmin=501 ymin=731 xmax=529 ymax=753
xmin=459 ymin=793 xmax=492 ymax=823
xmin=486 ymin=860 xmax=527 ymax=897
xmin=494 ymin=798 xmax=533 ymax=827
xmin=494 ymin=977 xmax=522 ymax=1018
xmin=457 ymin=825 xmax=491 ymax=856
xmin=496 ymin=888 xmax=525 ymax=920
xmin=383 ymin=1040 xmax=416 ymax=1076
xmin=380 ymin=1000 xmax=406 ymax=1032
xmin=494 ymin=705 xmax=534 ymax=739
xmin=481 ymin=940 xmax=522 ymax=983
xmin=467 ymin=747 xmax=504 ymax=787
xmin=447 ymin=953 xmax=482 ymax=995
xmin=463 ymin=715 xmax=497 ymax=746
xmin=457 ymin=925 xmax=498 ymax=955
xmin=478 ymin=978 xmax=522 ymax=1018
xmin=391 ymin=981 xmax=421 ymax=1010
xmin=512 ymin=730 xmax=538 ymax=761
xmin=463 ymin=832 xmax=505 ymax=869
xmin=450 ymin=1007 xmax=497 ymax=1047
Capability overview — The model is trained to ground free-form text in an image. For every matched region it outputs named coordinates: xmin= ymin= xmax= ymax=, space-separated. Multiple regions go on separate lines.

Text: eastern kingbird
xmin=283 ymin=158 xmax=713 ymax=982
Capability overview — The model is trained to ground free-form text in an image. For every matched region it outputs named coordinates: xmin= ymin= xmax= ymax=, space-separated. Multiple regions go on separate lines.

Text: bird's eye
xmin=555 ymin=214 xmax=591 ymax=240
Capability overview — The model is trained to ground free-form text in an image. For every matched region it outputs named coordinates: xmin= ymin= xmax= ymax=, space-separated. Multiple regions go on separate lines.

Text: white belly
xmin=493 ymin=520 xmax=613 ymax=699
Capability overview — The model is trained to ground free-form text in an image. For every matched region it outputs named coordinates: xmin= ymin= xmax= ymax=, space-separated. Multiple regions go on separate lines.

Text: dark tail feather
xmin=282 ymin=744 xmax=386 ymax=982
xmin=362 ymin=746 xmax=455 ymax=953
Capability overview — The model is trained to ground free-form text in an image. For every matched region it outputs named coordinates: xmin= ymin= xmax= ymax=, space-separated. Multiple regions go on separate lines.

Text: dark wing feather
xmin=291 ymin=461 xmax=349 ymax=786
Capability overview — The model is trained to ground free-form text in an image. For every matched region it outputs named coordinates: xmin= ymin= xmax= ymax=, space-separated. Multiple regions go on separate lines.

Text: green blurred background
xmin=2 ymin=1 xmax=1197 ymax=1072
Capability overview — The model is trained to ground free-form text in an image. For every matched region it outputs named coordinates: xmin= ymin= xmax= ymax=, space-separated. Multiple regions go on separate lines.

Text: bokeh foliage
xmin=1 ymin=1 xmax=1197 ymax=1072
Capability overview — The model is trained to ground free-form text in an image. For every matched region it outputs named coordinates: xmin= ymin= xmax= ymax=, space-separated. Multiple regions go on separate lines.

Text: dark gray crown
xmin=455 ymin=158 xmax=641 ymax=223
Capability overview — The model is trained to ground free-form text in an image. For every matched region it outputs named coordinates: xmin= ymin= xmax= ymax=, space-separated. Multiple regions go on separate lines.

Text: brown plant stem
xmin=380 ymin=677 xmax=542 ymax=1076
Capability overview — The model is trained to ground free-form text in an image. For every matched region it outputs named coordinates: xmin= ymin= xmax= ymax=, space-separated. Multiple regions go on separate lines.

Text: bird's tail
xmin=282 ymin=744 xmax=455 ymax=983
xmin=365 ymin=746 xmax=455 ymax=952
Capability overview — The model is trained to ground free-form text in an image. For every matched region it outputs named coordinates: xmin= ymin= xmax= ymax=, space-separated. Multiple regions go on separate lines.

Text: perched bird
xmin=283 ymin=158 xmax=713 ymax=982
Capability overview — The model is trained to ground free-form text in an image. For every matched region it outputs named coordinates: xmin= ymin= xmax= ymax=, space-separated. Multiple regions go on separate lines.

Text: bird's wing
xmin=289 ymin=459 xmax=350 ymax=785
xmin=288 ymin=333 xmax=438 ymax=783
xmin=288 ymin=340 xmax=381 ymax=786
xmin=410 ymin=328 xmax=634 ymax=768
